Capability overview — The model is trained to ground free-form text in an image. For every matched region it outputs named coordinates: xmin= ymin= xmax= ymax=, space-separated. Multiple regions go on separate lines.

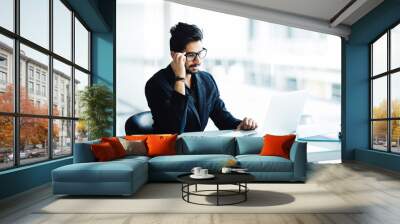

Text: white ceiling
xmin=167 ymin=0 xmax=384 ymax=38
xmin=225 ymin=0 xmax=353 ymax=22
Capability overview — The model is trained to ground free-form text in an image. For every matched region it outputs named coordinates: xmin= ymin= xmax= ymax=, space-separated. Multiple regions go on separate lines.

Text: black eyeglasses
xmin=184 ymin=48 xmax=207 ymax=61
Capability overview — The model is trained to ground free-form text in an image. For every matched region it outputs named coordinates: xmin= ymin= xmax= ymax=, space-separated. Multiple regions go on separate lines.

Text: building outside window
xmin=0 ymin=55 xmax=6 ymax=67
xmin=41 ymin=85 xmax=46 ymax=97
xmin=0 ymin=54 xmax=7 ymax=88
xmin=0 ymin=0 xmax=91 ymax=170
xmin=0 ymin=71 xmax=6 ymax=84
xmin=28 ymin=81 xmax=34 ymax=94
xmin=54 ymin=88 xmax=58 ymax=104
xmin=41 ymin=73 xmax=46 ymax=82
xmin=36 ymin=83 xmax=40 ymax=95
xmin=35 ymin=70 xmax=40 ymax=81
xmin=28 ymin=67 xmax=34 ymax=80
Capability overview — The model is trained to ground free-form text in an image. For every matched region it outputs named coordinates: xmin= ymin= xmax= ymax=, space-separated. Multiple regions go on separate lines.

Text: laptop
xmin=179 ymin=90 xmax=307 ymax=137
xmin=218 ymin=90 xmax=308 ymax=137
xmin=258 ymin=90 xmax=307 ymax=135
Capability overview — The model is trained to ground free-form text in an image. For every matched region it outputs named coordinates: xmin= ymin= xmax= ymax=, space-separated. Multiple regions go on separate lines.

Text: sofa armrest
xmin=289 ymin=141 xmax=307 ymax=181
xmin=73 ymin=140 xmax=100 ymax=163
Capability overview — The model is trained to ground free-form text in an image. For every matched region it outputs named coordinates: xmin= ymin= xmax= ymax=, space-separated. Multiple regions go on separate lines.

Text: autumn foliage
xmin=372 ymin=99 xmax=400 ymax=142
xmin=0 ymin=84 xmax=59 ymax=150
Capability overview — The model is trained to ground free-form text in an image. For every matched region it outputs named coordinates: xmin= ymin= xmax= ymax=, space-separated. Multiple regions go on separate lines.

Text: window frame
xmin=0 ymin=0 xmax=92 ymax=171
xmin=370 ymin=20 xmax=400 ymax=154
xmin=0 ymin=70 xmax=7 ymax=85
xmin=0 ymin=53 xmax=7 ymax=68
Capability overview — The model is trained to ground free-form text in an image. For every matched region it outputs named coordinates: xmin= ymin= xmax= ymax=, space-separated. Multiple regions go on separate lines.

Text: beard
xmin=186 ymin=64 xmax=200 ymax=75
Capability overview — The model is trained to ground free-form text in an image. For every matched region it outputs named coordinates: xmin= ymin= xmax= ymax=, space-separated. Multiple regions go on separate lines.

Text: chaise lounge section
xmin=52 ymin=140 xmax=149 ymax=196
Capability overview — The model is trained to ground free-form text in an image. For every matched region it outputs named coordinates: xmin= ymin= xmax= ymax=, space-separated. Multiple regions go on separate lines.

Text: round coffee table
xmin=177 ymin=172 xmax=255 ymax=206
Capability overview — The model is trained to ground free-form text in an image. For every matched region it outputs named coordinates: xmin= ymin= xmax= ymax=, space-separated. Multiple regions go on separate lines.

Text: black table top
xmin=177 ymin=172 xmax=255 ymax=185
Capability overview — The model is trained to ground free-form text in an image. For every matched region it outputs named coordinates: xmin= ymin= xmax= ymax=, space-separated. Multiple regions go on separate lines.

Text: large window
xmin=116 ymin=0 xmax=341 ymax=139
xmin=20 ymin=0 xmax=49 ymax=49
xmin=371 ymin=23 xmax=400 ymax=153
xmin=0 ymin=0 xmax=91 ymax=171
xmin=0 ymin=0 xmax=14 ymax=32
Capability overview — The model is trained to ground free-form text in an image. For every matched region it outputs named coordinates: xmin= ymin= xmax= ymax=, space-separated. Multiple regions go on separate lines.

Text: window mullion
xmin=49 ymin=0 xmax=54 ymax=160
xmin=13 ymin=0 xmax=20 ymax=167
xmin=88 ymin=31 xmax=91 ymax=77
xmin=71 ymin=10 xmax=76 ymax=156
xmin=370 ymin=45 xmax=373 ymax=149
xmin=388 ymin=30 xmax=391 ymax=152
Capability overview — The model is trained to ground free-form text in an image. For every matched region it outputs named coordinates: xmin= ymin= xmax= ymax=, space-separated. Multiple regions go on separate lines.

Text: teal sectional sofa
xmin=52 ymin=135 xmax=307 ymax=196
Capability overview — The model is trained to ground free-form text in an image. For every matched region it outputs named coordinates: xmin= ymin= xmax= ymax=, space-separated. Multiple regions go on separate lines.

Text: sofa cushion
xmin=114 ymin=155 xmax=150 ymax=164
xmin=147 ymin=134 xmax=178 ymax=157
xmin=91 ymin=142 xmax=118 ymax=161
xmin=118 ymin=138 xmax=147 ymax=156
xmin=235 ymin=136 xmax=263 ymax=155
xmin=178 ymin=136 xmax=236 ymax=155
xmin=53 ymin=158 xmax=148 ymax=183
xmin=101 ymin=137 xmax=127 ymax=158
xmin=260 ymin=134 xmax=296 ymax=159
xmin=236 ymin=155 xmax=293 ymax=172
xmin=124 ymin=135 xmax=148 ymax=141
xmin=149 ymin=154 xmax=235 ymax=172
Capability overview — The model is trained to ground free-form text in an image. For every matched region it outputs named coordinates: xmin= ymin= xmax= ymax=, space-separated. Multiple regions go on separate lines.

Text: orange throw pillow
xmin=91 ymin=142 xmax=117 ymax=161
xmin=125 ymin=135 xmax=148 ymax=141
xmin=146 ymin=134 xmax=177 ymax=157
xmin=101 ymin=137 xmax=127 ymax=158
xmin=259 ymin=134 xmax=296 ymax=159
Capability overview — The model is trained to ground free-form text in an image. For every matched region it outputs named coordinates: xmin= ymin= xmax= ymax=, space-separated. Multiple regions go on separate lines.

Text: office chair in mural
xmin=125 ymin=111 xmax=154 ymax=135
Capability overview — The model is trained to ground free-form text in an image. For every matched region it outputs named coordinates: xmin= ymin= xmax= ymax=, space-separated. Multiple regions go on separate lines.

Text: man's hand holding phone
xmin=171 ymin=52 xmax=186 ymax=78
xmin=171 ymin=51 xmax=186 ymax=95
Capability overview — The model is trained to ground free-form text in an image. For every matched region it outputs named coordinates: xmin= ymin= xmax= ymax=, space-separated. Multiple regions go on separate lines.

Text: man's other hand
xmin=236 ymin=117 xmax=258 ymax=130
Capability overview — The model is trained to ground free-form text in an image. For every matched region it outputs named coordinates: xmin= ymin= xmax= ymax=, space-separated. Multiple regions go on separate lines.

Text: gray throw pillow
xmin=118 ymin=138 xmax=147 ymax=156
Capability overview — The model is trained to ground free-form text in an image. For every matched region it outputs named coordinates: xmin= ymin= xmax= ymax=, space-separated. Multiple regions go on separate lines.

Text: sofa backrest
xmin=235 ymin=136 xmax=263 ymax=155
xmin=177 ymin=136 xmax=236 ymax=155
xmin=75 ymin=135 xmax=304 ymax=160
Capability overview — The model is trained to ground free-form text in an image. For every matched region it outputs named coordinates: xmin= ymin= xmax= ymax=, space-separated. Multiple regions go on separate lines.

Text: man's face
xmin=184 ymin=41 xmax=203 ymax=75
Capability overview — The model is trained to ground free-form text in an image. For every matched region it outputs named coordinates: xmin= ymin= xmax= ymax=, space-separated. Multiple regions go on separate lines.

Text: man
xmin=145 ymin=22 xmax=257 ymax=134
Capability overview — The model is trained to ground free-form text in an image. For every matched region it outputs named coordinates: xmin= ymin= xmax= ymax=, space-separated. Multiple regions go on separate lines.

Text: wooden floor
xmin=1 ymin=162 xmax=400 ymax=224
